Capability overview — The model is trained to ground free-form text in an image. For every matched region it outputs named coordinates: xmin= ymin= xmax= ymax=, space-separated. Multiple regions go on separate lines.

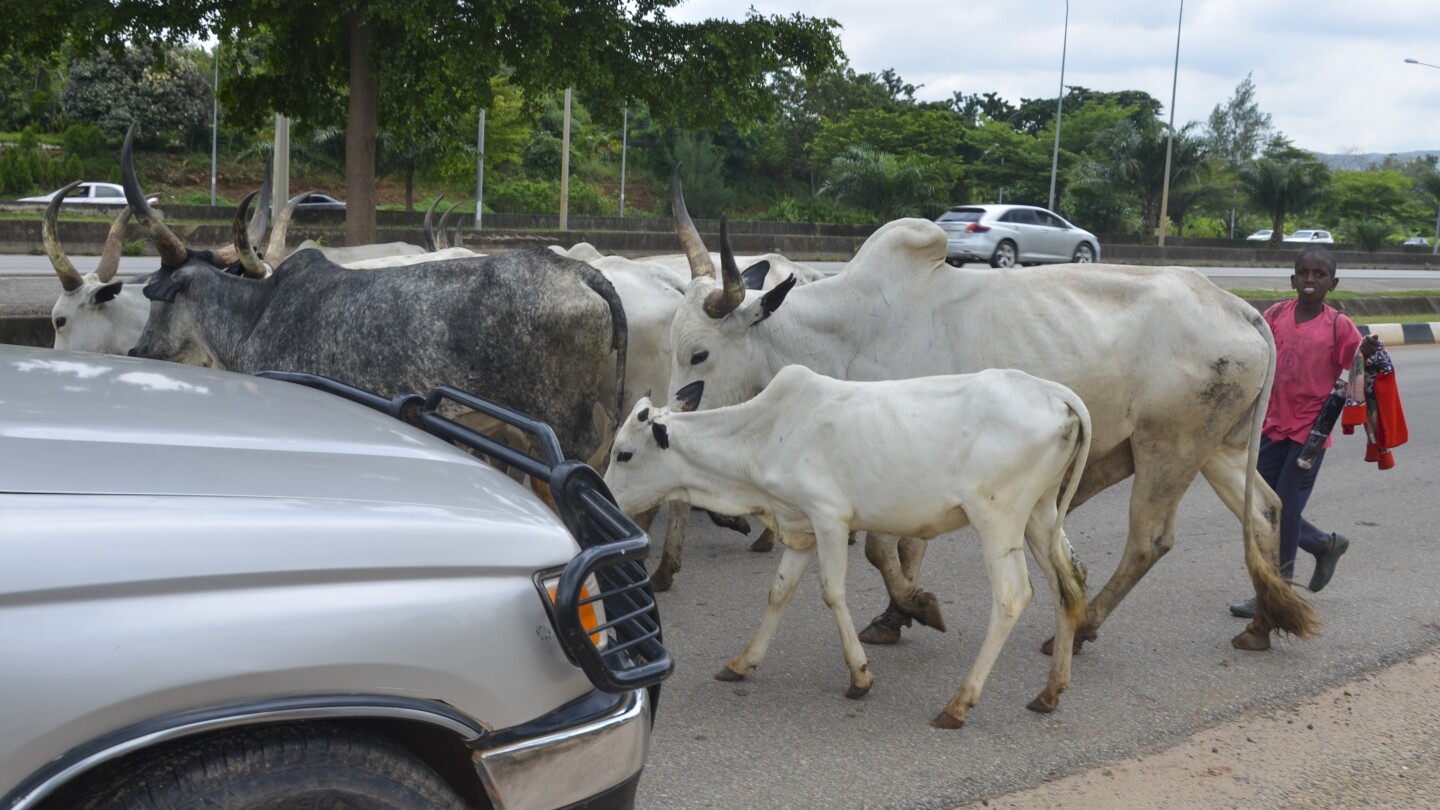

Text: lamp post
xmin=1405 ymin=58 xmax=1440 ymax=254
xmin=1047 ymin=0 xmax=1069 ymax=212
xmin=1156 ymin=0 xmax=1184 ymax=247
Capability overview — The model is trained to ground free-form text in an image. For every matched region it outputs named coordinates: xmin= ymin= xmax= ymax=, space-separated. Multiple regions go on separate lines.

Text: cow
xmin=603 ymin=365 xmax=1093 ymax=728
xmin=119 ymin=128 xmax=627 ymax=467
xmin=662 ymin=186 xmax=1316 ymax=654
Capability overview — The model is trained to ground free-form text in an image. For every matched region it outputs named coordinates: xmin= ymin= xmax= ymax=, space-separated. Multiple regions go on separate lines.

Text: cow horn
xmin=121 ymin=123 xmax=187 ymax=268
xmin=437 ymin=201 xmax=462 ymax=250
xmin=423 ymin=195 xmax=446 ymax=251
xmin=265 ymin=190 xmax=309 ymax=263
xmin=43 ymin=180 xmax=86 ymax=292
xmin=451 ymin=217 xmax=465 ymax=250
xmin=233 ymin=191 xmax=268 ymax=278
xmin=248 ymin=160 xmax=273 ymax=250
xmin=95 ymin=206 xmax=133 ymax=283
xmin=672 ymin=164 xmax=713 ymax=281
xmin=703 ymin=215 xmax=746 ymax=319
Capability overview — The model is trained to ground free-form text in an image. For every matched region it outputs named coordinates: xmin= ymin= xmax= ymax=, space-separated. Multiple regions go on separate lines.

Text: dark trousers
xmin=1257 ymin=437 xmax=1333 ymax=579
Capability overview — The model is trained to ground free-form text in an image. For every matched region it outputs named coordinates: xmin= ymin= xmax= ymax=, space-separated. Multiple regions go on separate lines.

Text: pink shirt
xmin=1263 ymin=300 xmax=1362 ymax=446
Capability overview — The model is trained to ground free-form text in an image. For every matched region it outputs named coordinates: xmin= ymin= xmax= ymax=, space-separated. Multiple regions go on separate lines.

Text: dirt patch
xmin=956 ymin=649 xmax=1440 ymax=810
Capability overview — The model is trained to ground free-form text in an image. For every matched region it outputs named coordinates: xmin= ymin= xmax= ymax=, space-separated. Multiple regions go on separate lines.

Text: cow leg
xmin=717 ymin=537 xmax=814 ymax=682
xmin=1201 ymin=447 xmax=1319 ymax=650
xmin=858 ymin=534 xmax=945 ymax=645
xmin=813 ymin=523 xmax=874 ymax=699
xmin=1021 ymin=497 xmax=1083 ymax=714
xmin=651 ymin=503 xmax=690 ymax=592
xmin=750 ymin=527 xmax=776 ymax=553
xmin=932 ymin=511 xmax=1031 ymax=729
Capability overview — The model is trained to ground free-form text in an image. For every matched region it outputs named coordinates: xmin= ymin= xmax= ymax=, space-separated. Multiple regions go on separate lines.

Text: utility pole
xmin=272 ymin=114 xmax=290 ymax=219
xmin=560 ymin=88 xmax=571 ymax=231
xmin=210 ymin=44 xmax=219 ymax=207
xmin=620 ymin=104 xmax=628 ymax=217
xmin=475 ymin=108 xmax=485 ymax=230
xmin=1157 ymin=0 xmax=1184 ymax=247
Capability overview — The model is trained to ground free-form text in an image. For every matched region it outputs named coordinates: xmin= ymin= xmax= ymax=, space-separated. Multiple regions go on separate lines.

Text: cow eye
xmin=54 ymin=316 xmax=67 ymax=329
xmin=617 ymin=451 xmax=633 ymax=463
xmin=689 ymin=349 xmax=709 ymax=366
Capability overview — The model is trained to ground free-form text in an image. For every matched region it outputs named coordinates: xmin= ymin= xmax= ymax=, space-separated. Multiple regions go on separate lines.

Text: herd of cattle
xmin=41 ymin=123 xmax=1322 ymax=729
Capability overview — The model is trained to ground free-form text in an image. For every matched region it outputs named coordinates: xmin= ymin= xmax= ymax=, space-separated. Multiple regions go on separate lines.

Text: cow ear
xmin=674 ymin=380 xmax=704 ymax=412
xmin=142 ymin=272 xmax=186 ymax=303
xmin=741 ymin=260 xmax=771 ymax=290
xmin=651 ymin=420 xmax=670 ymax=450
xmin=753 ymin=274 xmax=796 ymax=324
xmin=91 ymin=280 xmax=124 ymax=305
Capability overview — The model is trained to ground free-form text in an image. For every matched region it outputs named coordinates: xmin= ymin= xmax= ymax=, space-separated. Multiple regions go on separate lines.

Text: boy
xmin=1230 ymin=246 xmax=1381 ymax=618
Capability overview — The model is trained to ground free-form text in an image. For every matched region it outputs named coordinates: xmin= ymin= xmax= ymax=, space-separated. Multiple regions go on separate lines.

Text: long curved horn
xmin=43 ymin=180 xmax=86 ymax=291
xmin=233 ymin=191 xmax=268 ymax=278
xmin=121 ymin=123 xmax=187 ymax=267
xmin=265 ymin=190 xmax=309 ymax=262
xmin=672 ymin=164 xmax=713 ymax=280
xmin=423 ymin=194 xmax=446 ymax=251
xmin=703 ymin=215 xmax=746 ymax=319
xmin=96 ymin=206 xmax=133 ymax=283
xmin=248 ymin=161 xmax=273 ymax=249
xmin=437 ymin=201 xmax=462 ymax=250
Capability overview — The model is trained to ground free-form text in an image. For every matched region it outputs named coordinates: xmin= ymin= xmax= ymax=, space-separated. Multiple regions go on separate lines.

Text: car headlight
xmin=542 ymin=572 xmax=610 ymax=649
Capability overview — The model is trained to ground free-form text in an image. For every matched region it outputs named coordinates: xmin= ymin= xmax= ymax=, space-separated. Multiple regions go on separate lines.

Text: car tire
xmin=73 ymin=724 xmax=465 ymax=810
xmin=1072 ymin=243 xmax=1095 ymax=263
xmin=945 ymin=258 xmax=965 ymax=267
xmin=989 ymin=241 xmax=1018 ymax=268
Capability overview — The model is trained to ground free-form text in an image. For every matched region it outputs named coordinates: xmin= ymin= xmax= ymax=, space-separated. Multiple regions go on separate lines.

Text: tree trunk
xmin=345 ymin=11 xmax=377 ymax=245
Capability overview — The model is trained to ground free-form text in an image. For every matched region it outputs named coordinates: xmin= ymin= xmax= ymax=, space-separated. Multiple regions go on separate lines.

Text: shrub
xmin=1345 ymin=219 xmax=1392 ymax=253
xmin=486 ymin=177 xmax=612 ymax=215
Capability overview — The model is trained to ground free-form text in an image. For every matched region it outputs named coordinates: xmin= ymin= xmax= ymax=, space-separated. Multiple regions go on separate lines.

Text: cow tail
xmin=1051 ymin=390 xmax=1092 ymax=627
xmin=583 ymin=264 xmax=628 ymax=440
xmin=1244 ymin=313 xmax=1320 ymax=639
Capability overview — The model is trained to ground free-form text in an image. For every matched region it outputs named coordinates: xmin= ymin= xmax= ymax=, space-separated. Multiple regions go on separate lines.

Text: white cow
xmin=663 ymin=190 xmax=1316 ymax=654
xmin=604 ymin=365 xmax=1092 ymax=728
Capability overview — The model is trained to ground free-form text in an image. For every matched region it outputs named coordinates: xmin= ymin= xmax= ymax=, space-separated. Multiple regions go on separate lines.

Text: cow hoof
xmin=706 ymin=511 xmax=751 ymax=535
xmin=906 ymin=591 xmax=948 ymax=633
xmin=1231 ymin=628 xmax=1272 ymax=652
xmin=651 ymin=569 xmax=674 ymax=593
xmin=929 ymin=711 xmax=965 ymax=730
xmin=859 ymin=623 xmax=902 ymax=645
xmin=845 ymin=683 xmax=872 ymax=700
xmin=749 ymin=530 xmax=775 ymax=553
xmin=713 ymin=665 xmax=748 ymax=682
xmin=1026 ymin=693 xmax=1059 ymax=714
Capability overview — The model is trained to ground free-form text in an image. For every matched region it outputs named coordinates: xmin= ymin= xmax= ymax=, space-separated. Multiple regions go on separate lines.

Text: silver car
xmin=0 ymin=345 xmax=670 ymax=810
xmin=935 ymin=204 xmax=1101 ymax=268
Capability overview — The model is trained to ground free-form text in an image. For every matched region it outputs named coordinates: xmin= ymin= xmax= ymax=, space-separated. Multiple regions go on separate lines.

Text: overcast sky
xmin=671 ymin=0 xmax=1440 ymax=157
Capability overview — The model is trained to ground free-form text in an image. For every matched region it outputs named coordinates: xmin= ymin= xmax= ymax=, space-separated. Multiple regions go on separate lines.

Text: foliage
xmin=0 ymin=48 xmax=66 ymax=132
xmin=1183 ymin=216 xmax=1229 ymax=239
xmin=485 ymin=176 xmax=611 ymax=216
xmin=1205 ymin=73 xmax=1272 ymax=165
xmin=61 ymin=45 xmax=212 ymax=148
xmin=1317 ymin=170 xmax=1415 ymax=228
xmin=1236 ymin=138 xmax=1332 ymax=246
xmin=1344 ymin=218 xmax=1392 ymax=252
xmin=0 ymin=126 xmax=53 ymax=194
xmin=820 ymin=146 xmax=954 ymax=222
xmin=1070 ymin=118 xmax=1210 ymax=236
xmin=756 ymin=194 xmax=872 ymax=225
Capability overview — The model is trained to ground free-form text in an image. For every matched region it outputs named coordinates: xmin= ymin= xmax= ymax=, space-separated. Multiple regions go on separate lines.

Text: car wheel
xmin=945 ymin=258 xmax=965 ymax=267
xmin=1072 ymin=243 xmax=1095 ymax=263
xmin=989 ymin=241 xmax=1018 ymax=268
xmin=74 ymin=724 xmax=465 ymax=810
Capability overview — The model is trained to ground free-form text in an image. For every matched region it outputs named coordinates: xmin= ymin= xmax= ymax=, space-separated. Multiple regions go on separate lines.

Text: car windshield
xmin=937 ymin=209 xmax=983 ymax=223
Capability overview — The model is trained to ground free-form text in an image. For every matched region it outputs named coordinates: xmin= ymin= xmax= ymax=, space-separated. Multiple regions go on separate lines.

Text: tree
xmin=1236 ymin=138 xmax=1332 ymax=247
xmin=62 ymin=44 xmax=213 ymax=147
xmin=1205 ymin=73 xmax=1272 ymax=164
xmin=820 ymin=146 xmax=953 ymax=222
xmin=8 ymin=1 xmax=840 ymax=244
xmin=1070 ymin=117 xmax=1209 ymax=237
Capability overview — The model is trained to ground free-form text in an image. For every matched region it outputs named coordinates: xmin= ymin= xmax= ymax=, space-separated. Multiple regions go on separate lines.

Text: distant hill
xmin=1311 ymin=150 xmax=1440 ymax=171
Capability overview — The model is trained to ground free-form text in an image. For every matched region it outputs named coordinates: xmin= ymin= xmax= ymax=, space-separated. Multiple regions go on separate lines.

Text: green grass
xmin=1351 ymin=313 xmax=1440 ymax=324
xmin=1228 ymin=288 xmax=1440 ymax=300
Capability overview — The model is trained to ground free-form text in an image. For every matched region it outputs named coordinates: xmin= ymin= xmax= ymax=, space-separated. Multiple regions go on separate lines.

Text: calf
xmin=603 ymin=365 xmax=1092 ymax=728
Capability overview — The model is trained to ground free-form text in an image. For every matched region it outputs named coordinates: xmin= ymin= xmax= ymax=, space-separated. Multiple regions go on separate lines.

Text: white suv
xmin=1283 ymin=229 xmax=1335 ymax=244
xmin=0 ymin=345 xmax=671 ymax=810
xmin=935 ymin=204 xmax=1101 ymax=268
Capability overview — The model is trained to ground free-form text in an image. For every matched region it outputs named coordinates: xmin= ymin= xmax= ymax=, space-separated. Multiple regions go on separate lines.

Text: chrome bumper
xmin=473 ymin=688 xmax=650 ymax=810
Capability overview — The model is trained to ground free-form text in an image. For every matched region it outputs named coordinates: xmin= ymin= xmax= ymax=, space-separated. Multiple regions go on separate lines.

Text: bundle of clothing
xmin=1341 ymin=340 xmax=1408 ymax=470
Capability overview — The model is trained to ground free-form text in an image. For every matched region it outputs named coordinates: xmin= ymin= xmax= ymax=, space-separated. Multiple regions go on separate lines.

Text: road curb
xmin=1357 ymin=322 xmax=1440 ymax=346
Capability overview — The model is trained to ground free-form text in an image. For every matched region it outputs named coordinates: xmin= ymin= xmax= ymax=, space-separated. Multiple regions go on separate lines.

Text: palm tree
xmin=1069 ymin=119 xmax=1209 ymax=237
xmin=821 ymin=146 xmax=951 ymax=222
xmin=1236 ymin=146 xmax=1331 ymax=247
xmin=1411 ymin=169 xmax=1440 ymax=255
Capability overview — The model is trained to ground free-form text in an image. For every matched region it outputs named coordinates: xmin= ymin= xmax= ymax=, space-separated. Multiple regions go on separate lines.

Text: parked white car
xmin=1284 ymin=229 xmax=1335 ymax=244
xmin=1245 ymin=229 xmax=1281 ymax=242
xmin=935 ymin=204 xmax=1101 ymax=268
xmin=0 ymin=345 xmax=670 ymax=810
xmin=17 ymin=181 xmax=157 ymax=207
xmin=1403 ymin=236 xmax=1431 ymax=247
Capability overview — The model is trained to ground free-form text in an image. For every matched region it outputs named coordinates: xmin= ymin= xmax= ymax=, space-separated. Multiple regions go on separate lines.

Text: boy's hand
xmin=1360 ymin=334 xmax=1382 ymax=358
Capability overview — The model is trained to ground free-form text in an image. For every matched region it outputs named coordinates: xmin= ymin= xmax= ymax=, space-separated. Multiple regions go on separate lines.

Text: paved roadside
xmin=956 ymin=647 xmax=1440 ymax=810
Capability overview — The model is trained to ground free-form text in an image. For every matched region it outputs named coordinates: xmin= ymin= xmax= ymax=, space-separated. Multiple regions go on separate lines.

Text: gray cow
xmin=120 ymin=132 xmax=626 ymax=465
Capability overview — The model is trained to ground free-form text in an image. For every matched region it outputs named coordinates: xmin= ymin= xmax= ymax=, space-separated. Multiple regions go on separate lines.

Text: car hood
xmin=0 ymin=346 xmax=561 ymax=520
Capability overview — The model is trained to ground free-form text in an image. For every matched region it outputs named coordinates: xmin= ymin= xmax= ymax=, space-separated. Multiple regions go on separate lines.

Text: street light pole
xmin=1156 ymin=0 xmax=1184 ymax=247
xmin=1404 ymin=58 xmax=1440 ymax=254
xmin=1047 ymin=0 xmax=1069 ymax=212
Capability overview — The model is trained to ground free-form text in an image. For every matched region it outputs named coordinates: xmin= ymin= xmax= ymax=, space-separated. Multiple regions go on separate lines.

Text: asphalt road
xmin=633 ymin=345 xmax=1439 ymax=810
